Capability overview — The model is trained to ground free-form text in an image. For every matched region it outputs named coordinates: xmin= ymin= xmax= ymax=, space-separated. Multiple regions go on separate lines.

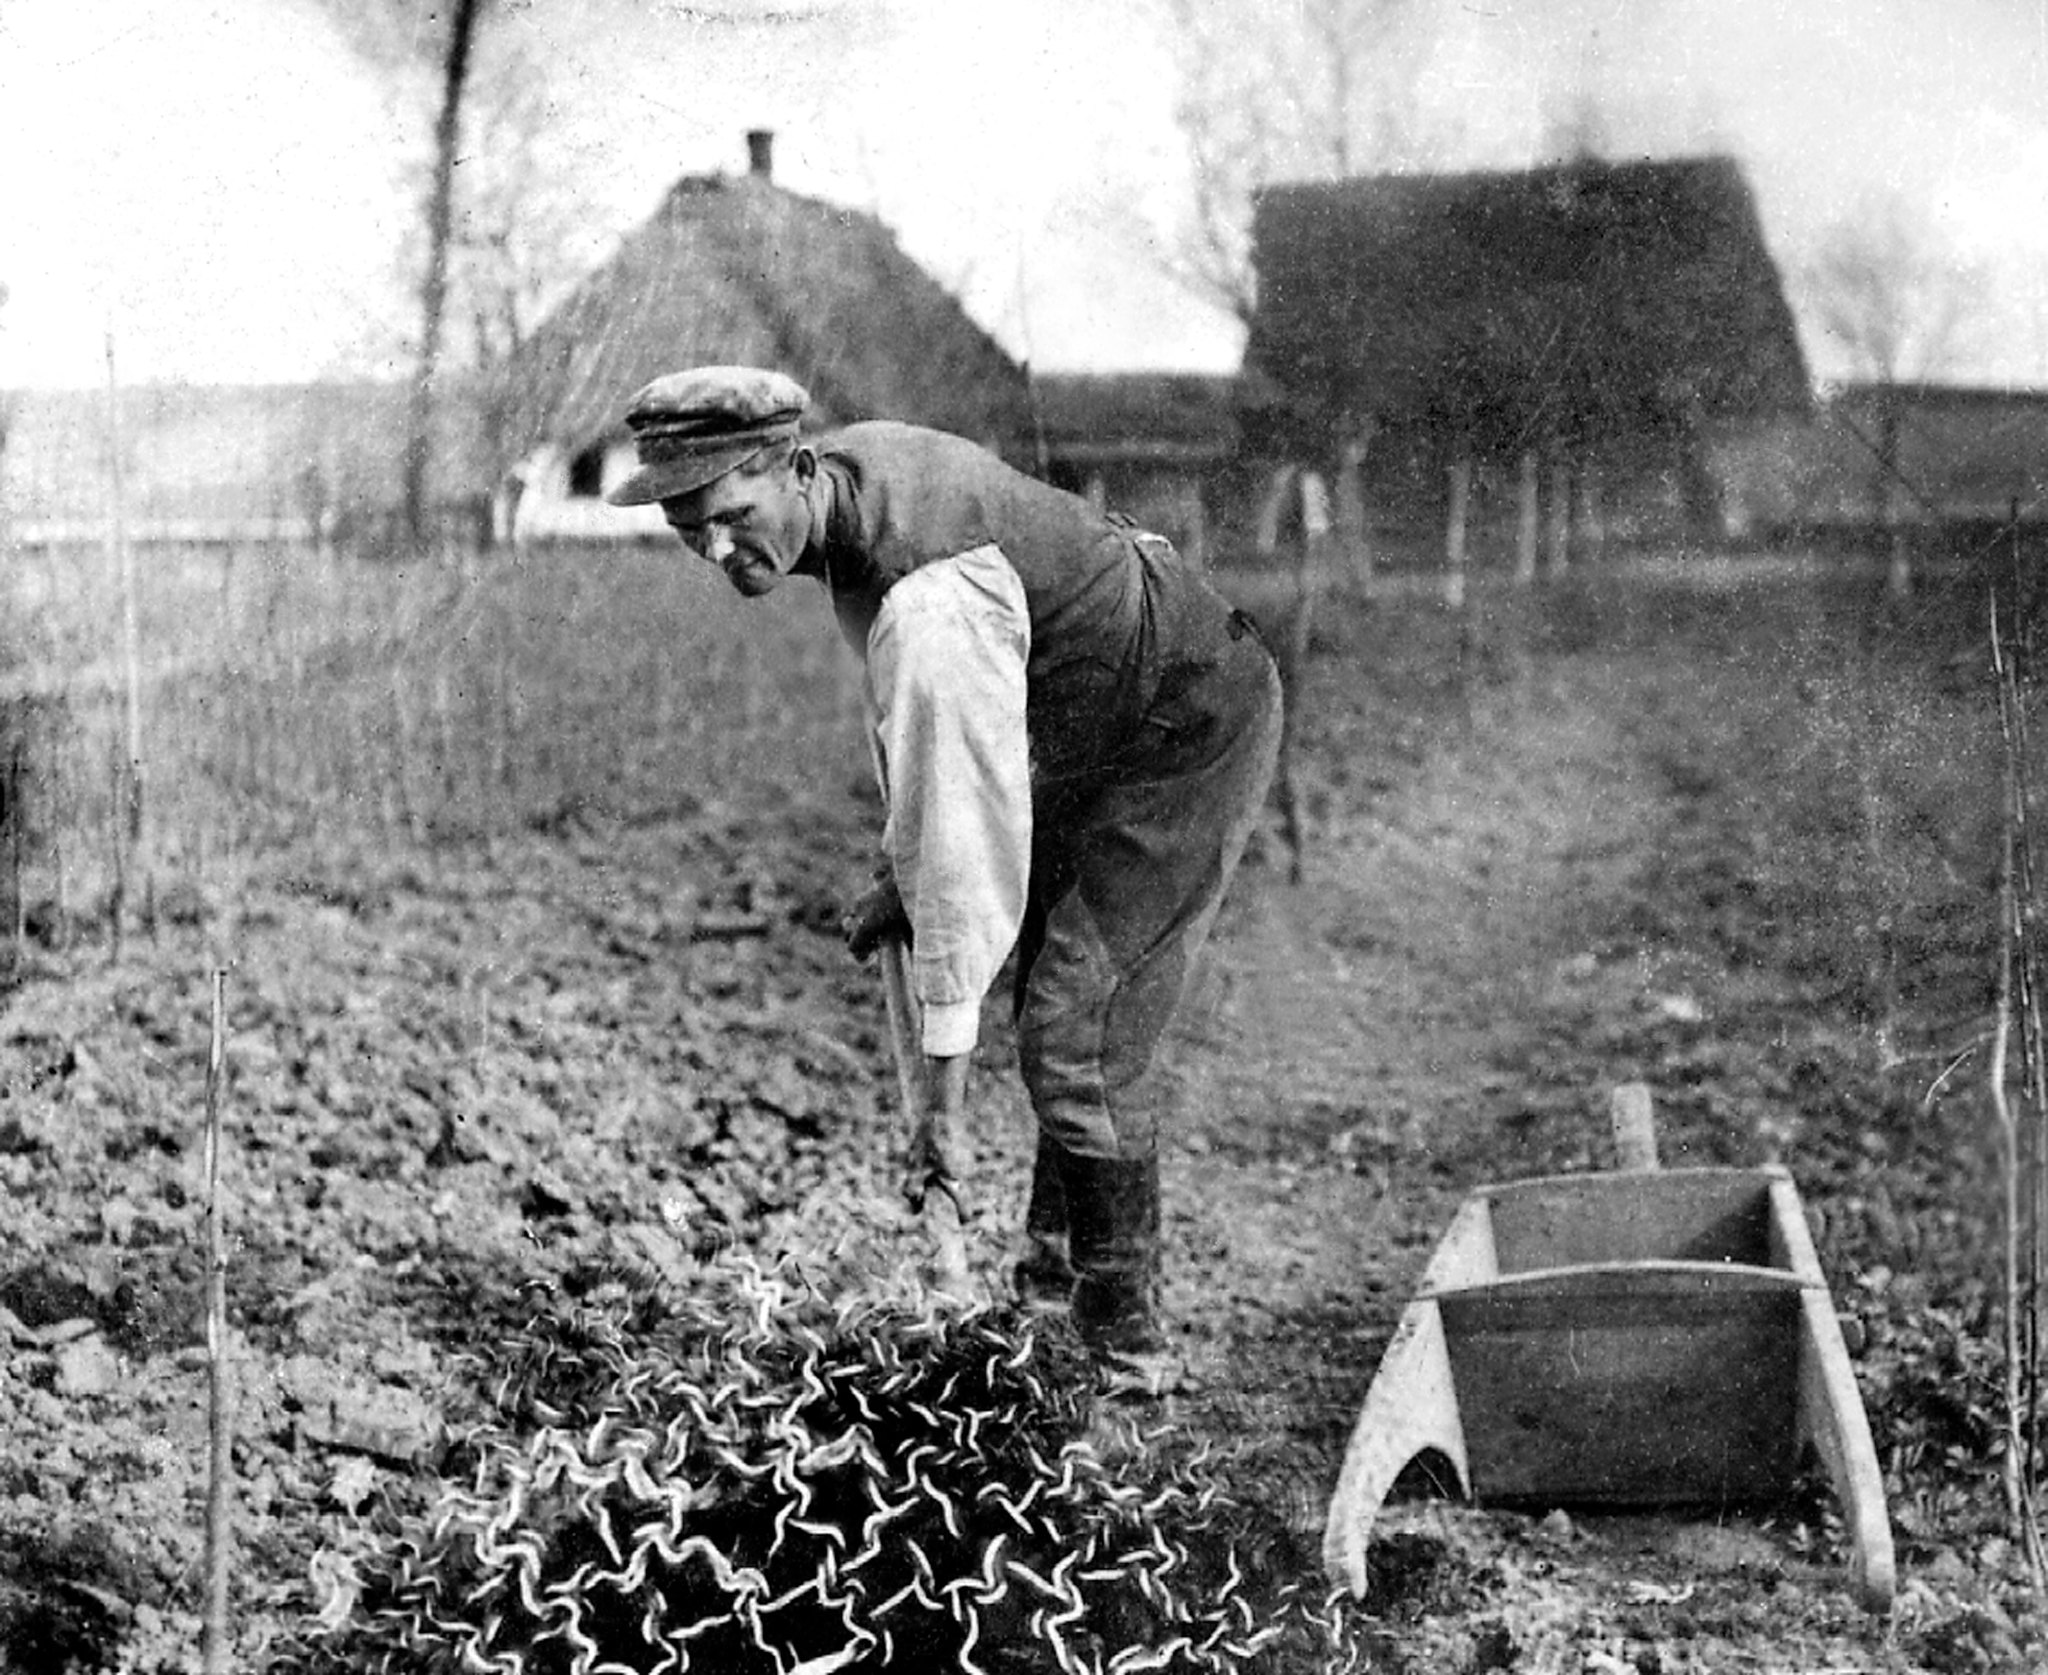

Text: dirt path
xmin=1157 ymin=651 xmax=1683 ymax=1510
xmin=1152 ymin=611 xmax=1967 ymax=1671
xmin=1188 ymin=658 xmax=1671 ymax=1149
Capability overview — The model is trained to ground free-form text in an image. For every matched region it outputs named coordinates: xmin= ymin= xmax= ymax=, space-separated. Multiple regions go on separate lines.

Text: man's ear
xmin=791 ymin=444 xmax=817 ymax=487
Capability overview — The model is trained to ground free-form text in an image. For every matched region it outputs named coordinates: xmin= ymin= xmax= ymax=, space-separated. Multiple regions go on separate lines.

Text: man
xmin=608 ymin=366 xmax=1282 ymax=1391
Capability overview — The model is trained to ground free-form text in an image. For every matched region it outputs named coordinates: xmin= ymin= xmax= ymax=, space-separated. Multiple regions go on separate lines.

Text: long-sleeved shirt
xmin=863 ymin=546 xmax=1032 ymax=1056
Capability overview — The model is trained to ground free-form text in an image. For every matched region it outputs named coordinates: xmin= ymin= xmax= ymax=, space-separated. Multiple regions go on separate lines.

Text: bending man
xmin=608 ymin=366 xmax=1282 ymax=1392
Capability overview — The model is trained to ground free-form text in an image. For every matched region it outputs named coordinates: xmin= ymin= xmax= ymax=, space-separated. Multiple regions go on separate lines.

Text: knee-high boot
xmin=1063 ymin=1152 xmax=1164 ymax=1355
xmin=1014 ymin=1132 xmax=1077 ymax=1309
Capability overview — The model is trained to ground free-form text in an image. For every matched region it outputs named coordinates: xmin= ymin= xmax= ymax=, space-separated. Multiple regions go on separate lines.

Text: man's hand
xmin=842 ymin=871 xmax=911 ymax=961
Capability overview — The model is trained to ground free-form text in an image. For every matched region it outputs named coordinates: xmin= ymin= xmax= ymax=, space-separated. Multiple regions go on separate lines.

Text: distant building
xmin=0 ymin=380 xmax=489 ymax=554
xmin=1031 ymin=373 xmax=1241 ymax=565
xmin=500 ymin=131 xmax=1037 ymax=542
xmin=1243 ymin=155 xmax=1811 ymax=558
xmin=1708 ymin=381 xmax=2048 ymax=540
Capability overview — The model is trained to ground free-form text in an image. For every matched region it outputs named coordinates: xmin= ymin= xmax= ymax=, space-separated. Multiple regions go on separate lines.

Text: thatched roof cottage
xmin=502 ymin=133 xmax=1037 ymax=542
xmin=1243 ymin=155 xmax=1810 ymax=557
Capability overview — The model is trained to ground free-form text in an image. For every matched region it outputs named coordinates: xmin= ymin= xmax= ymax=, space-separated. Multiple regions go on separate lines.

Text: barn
xmin=1708 ymin=381 xmax=2048 ymax=542
xmin=1242 ymin=154 xmax=1811 ymax=565
xmin=1031 ymin=373 xmax=1240 ymax=566
xmin=500 ymin=133 xmax=1038 ymax=542
xmin=1 ymin=381 xmax=491 ymax=555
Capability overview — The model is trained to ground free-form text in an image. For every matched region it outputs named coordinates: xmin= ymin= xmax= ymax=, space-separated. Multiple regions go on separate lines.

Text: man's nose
xmin=702 ymin=525 xmax=735 ymax=564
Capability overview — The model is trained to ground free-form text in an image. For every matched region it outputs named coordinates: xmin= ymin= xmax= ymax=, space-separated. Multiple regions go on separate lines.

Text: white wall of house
xmin=510 ymin=438 xmax=667 ymax=544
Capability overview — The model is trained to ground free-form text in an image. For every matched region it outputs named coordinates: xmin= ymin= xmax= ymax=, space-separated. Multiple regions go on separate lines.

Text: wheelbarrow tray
xmin=1323 ymin=1166 xmax=1894 ymax=1611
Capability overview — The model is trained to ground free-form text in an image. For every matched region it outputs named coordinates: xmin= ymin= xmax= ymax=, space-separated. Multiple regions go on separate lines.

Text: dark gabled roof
xmin=1030 ymin=373 xmax=1240 ymax=465
xmin=503 ymin=171 xmax=1036 ymax=463
xmin=1244 ymin=155 xmax=1811 ymax=453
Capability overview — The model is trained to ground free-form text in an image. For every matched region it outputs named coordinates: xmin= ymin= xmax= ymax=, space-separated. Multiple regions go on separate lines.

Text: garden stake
xmin=108 ymin=747 xmax=126 ymax=965
xmin=879 ymin=931 xmax=976 ymax=1301
xmin=105 ymin=322 xmax=148 ymax=868
xmin=9 ymin=737 xmax=23 ymax=965
xmin=1991 ymin=581 xmax=2048 ymax=1583
xmin=51 ymin=748 xmax=69 ymax=954
xmin=202 ymin=967 xmax=234 ymax=1673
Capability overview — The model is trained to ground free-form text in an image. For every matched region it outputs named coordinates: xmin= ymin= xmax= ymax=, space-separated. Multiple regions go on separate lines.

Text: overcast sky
xmin=1 ymin=0 xmax=2044 ymax=391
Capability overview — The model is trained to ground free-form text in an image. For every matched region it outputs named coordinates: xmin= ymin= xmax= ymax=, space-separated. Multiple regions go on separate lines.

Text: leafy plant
xmin=272 ymin=1255 xmax=1369 ymax=1674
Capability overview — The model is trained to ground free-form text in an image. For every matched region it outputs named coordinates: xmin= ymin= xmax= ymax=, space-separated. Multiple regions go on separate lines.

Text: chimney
xmin=746 ymin=129 xmax=774 ymax=180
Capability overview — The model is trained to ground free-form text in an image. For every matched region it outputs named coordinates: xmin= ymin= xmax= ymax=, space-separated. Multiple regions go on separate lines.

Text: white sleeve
xmin=865 ymin=545 xmax=1032 ymax=1057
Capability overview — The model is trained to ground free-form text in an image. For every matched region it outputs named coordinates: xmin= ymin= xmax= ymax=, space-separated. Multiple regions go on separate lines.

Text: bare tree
xmin=1803 ymin=191 xmax=1983 ymax=593
xmin=1807 ymin=191 xmax=1978 ymax=392
xmin=1161 ymin=0 xmax=1431 ymax=319
xmin=448 ymin=56 xmax=574 ymax=377
xmin=438 ymin=34 xmax=598 ymax=503
xmin=319 ymin=0 xmax=490 ymax=547
xmin=407 ymin=0 xmax=487 ymax=547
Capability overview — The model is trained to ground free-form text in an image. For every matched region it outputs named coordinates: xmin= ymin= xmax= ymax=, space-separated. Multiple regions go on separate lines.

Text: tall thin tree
xmin=1803 ymin=192 xmax=1982 ymax=597
xmin=404 ymin=0 xmax=487 ymax=548
xmin=1160 ymin=0 xmax=1427 ymax=320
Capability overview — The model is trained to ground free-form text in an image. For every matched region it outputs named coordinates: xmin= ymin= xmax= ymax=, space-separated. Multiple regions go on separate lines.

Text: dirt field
xmin=2 ymin=549 xmax=2044 ymax=1672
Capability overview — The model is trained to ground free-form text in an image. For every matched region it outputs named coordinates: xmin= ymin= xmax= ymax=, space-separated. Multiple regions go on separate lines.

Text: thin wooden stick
xmin=8 ymin=737 xmax=23 ymax=967
xmin=1991 ymin=586 xmax=2024 ymax=1532
xmin=2018 ymin=584 xmax=2048 ymax=1563
xmin=201 ymin=968 xmax=234 ymax=1673
xmin=1443 ymin=446 xmax=1471 ymax=612
xmin=1279 ymin=469 xmax=1327 ymax=886
xmin=2007 ymin=570 xmax=2048 ymax=1585
xmin=105 ymin=325 xmax=147 ymax=861
xmin=108 ymin=747 xmax=126 ymax=966
xmin=879 ymin=935 xmax=974 ymax=1300
xmin=1990 ymin=585 xmax=2048 ymax=1583
xmin=51 ymin=744 xmax=68 ymax=954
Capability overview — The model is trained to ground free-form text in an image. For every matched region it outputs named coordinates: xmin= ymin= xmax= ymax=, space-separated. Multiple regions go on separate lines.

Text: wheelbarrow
xmin=1323 ymin=1085 xmax=1895 ymax=1613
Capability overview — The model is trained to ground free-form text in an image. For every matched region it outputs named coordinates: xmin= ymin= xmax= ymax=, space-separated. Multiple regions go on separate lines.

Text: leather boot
xmin=1013 ymin=1133 xmax=1077 ymax=1311
xmin=1063 ymin=1152 xmax=1181 ymax=1396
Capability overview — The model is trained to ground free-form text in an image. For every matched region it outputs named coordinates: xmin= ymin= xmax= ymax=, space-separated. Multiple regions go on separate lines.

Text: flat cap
xmin=606 ymin=366 xmax=810 ymax=506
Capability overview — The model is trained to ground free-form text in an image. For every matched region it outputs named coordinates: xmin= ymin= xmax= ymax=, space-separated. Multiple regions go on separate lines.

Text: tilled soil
xmin=1 ymin=564 xmax=2041 ymax=1672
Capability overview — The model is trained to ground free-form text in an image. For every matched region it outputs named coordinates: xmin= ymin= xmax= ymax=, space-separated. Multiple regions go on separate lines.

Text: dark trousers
xmin=1013 ymin=628 xmax=1283 ymax=1173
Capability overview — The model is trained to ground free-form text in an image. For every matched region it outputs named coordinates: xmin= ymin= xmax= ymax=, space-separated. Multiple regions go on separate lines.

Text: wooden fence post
xmin=1577 ymin=458 xmax=1607 ymax=563
xmin=1515 ymin=449 xmax=1540 ymax=584
xmin=1278 ymin=469 xmax=1332 ymax=884
xmin=1546 ymin=450 xmax=1572 ymax=578
xmin=1335 ymin=427 xmax=1376 ymax=597
xmin=1444 ymin=443 xmax=1472 ymax=612
xmin=1254 ymin=465 xmax=1297 ymax=559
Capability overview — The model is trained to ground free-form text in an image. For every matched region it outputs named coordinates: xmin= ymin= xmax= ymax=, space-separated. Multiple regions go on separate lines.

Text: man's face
xmin=661 ymin=453 xmax=812 ymax=596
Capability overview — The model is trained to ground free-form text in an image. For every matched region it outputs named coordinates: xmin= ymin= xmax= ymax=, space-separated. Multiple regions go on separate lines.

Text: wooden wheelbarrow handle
xmin=878 ymin=934 xmax=975 ymax=1299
